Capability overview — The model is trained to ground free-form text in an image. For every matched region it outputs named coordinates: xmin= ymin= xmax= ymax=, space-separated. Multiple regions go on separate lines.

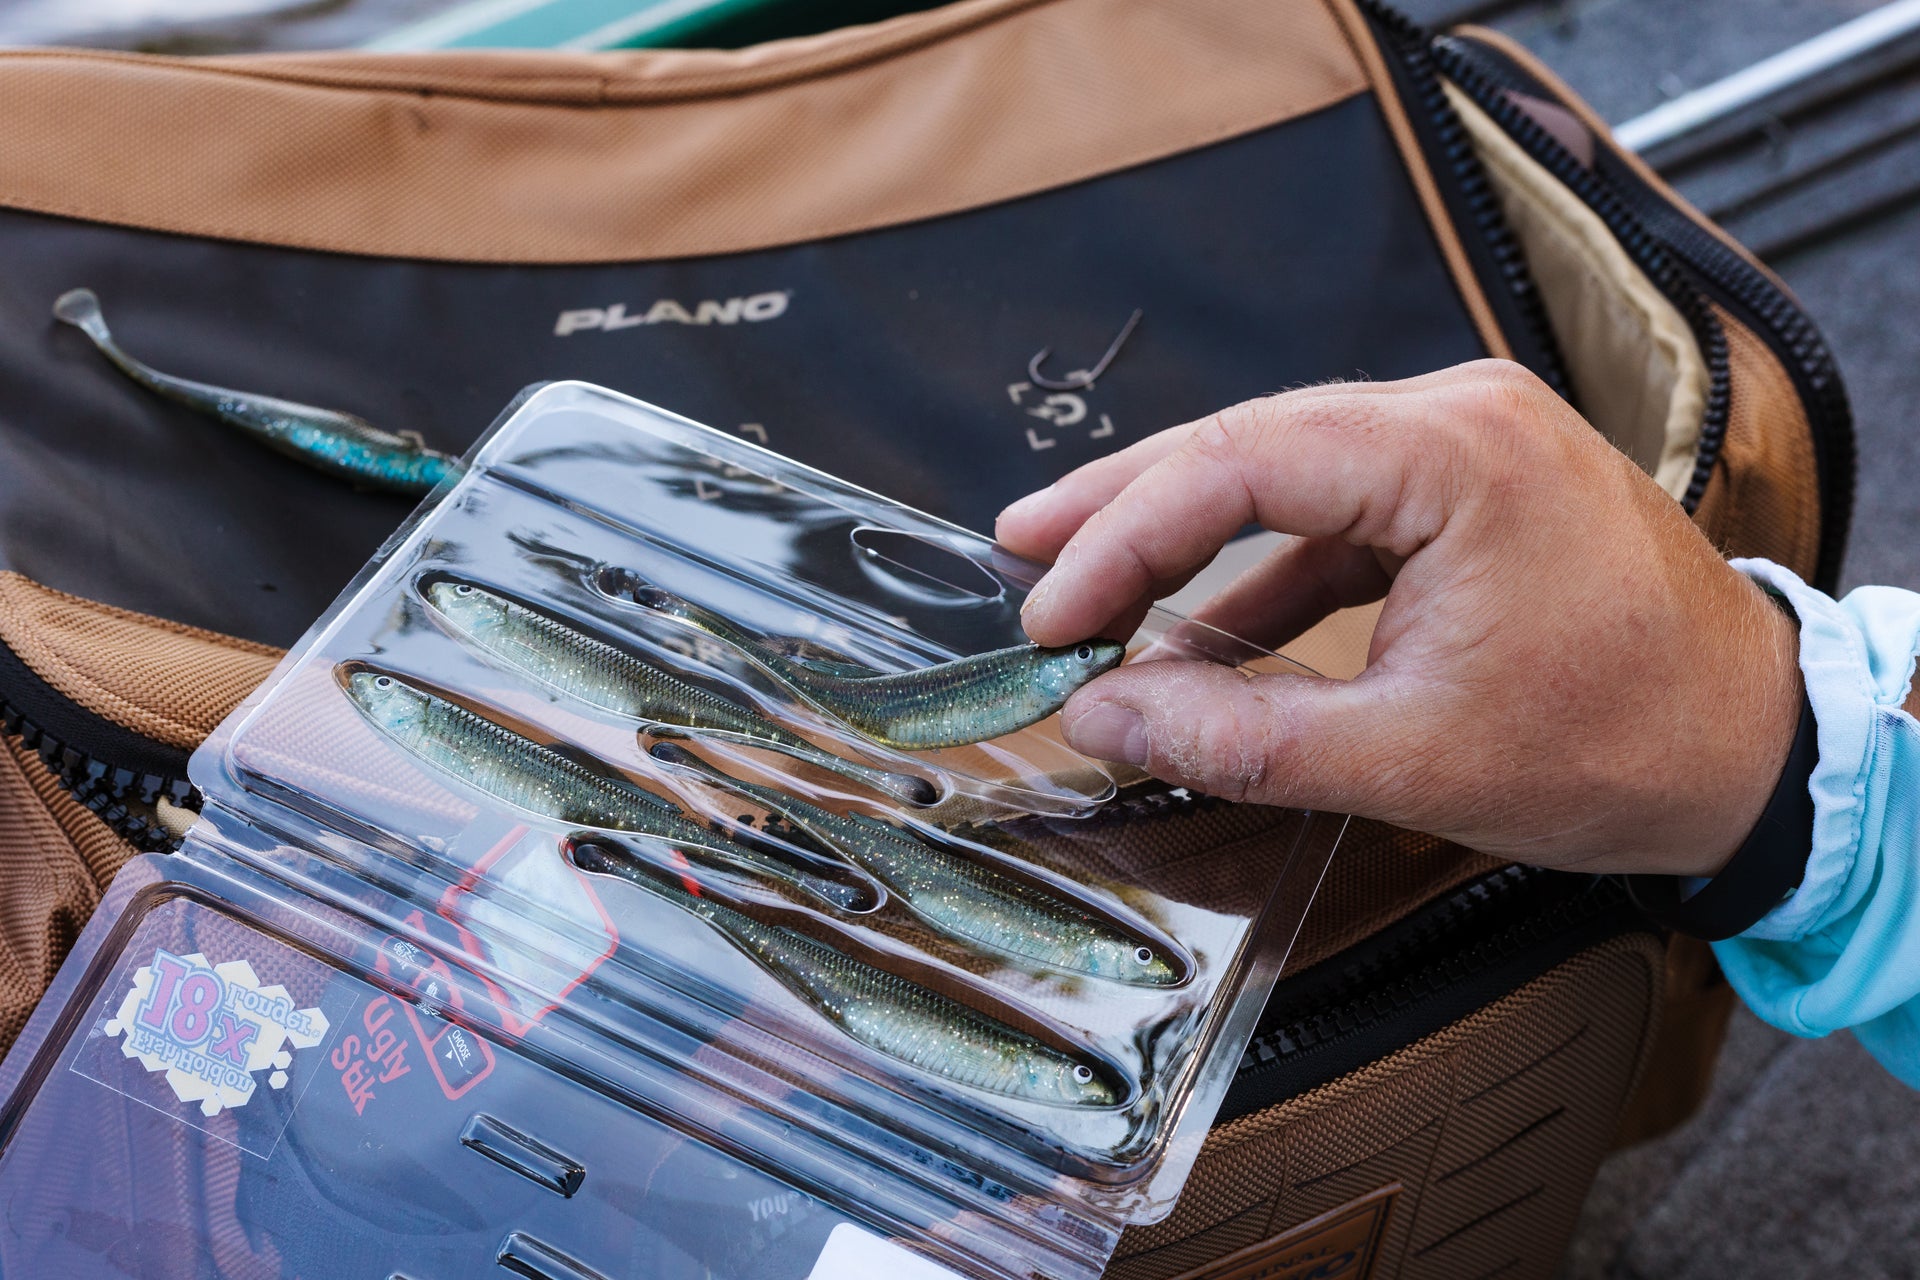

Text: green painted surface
xmin=366 ymin=0 xmax=944 ymax=51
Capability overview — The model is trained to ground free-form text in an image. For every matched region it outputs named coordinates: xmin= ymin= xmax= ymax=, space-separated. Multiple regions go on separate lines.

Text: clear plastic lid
xmin=55 ymin=382 xmax=1336 ymax=1278
xmin=0 ymin=853 xmax=883 ymax=1279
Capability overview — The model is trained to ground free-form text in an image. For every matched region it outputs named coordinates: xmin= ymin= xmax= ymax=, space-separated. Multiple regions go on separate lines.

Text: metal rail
xmin=1613 ymin=0 xmax=1920 ymax=152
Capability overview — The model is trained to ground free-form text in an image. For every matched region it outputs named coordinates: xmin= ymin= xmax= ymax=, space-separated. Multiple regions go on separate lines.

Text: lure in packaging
xmin=0 ymin=383 xmax=1339 ymax=1280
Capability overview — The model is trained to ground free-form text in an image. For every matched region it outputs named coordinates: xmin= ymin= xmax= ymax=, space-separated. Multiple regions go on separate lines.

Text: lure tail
xmin=651 ymin=724 xmax=936 ymax=807
xmin=628 ymin=582 xmax=785 ymax=663
xmin=623 ymin=579 xmax=887 ymax=721
xmin=53 ymin=287 xmax=458 ymax=495
xmin=569 ymin=836 xmax=728 ymax=921
xmin=648 ymin=823 xmax=874 ymax=913
xmin=52 ymin=288 xmax=112 ymax=345
xmin=650 ymin=740 xmax=864 ymax=855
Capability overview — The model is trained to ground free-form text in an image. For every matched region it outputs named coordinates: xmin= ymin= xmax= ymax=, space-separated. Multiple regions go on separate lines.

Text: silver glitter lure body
xmin=652 ymin=743 xmax=1177 ymax=986
xmin=54 ymin=289 xmax=459 ymax=495
xmin=571 ymin=839 xmax=1119 ymax=1107
xmin=628 ymin=582 xmax=1126 ymax=748
xmin=343 ymin=669 xmax=867 ymax=909
xmin=423 ymin=580 xmax=934 ymax=804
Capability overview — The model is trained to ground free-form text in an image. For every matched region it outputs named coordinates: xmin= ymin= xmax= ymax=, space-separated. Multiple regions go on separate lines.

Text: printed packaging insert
xmin=0 ymin=382 xmax=1340 ymax=1280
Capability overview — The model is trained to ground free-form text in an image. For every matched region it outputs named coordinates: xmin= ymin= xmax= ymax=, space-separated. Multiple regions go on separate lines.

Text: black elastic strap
xmin=1624 ymin=686 xmax=1818 ymax=941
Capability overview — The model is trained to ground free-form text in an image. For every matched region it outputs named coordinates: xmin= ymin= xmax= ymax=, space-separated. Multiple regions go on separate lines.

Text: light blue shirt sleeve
xmin=1715 ymin=558 xmax=1920 ymax=1086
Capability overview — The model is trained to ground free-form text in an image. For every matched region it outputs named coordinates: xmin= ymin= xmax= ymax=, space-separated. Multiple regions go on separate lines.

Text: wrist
xmin=1695 ymin=584 xmax=1805 ymax=879
xmin=1624 ymin=582 xmax=1810 ymax=939
xmin=1627 ymin=680 xmax=1816 ymax=939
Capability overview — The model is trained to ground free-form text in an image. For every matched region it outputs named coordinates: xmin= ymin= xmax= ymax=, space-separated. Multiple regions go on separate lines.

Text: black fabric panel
xmin=0 ymin=94 xmax=1490 ymax=648
xmin=0 ymin=638 xmax=190 ymax=781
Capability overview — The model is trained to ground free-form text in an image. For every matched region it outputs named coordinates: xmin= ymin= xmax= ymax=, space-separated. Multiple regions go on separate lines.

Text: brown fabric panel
xmin=1281 ymin=820 xmax=1500 ymax=978
xmin=1110 ymin=931 xmax=1663 ymax=1280
xmin=1277 ymin=601 xmax=1381 ymax=682
xmin=0 ymin=0 xmax=1367 ymax=263
xmin=1322 ymin=0 xmax=1511 ymax=361
xmin=1691 ymin=308 xmax=1823 ymax=577
xmin=0 ymin=572 xmax=281 ymax=749
xmin=1610 ymin=935 xmax=1733 ymax=1149
xmin=0 ymin=737 xmax=123 ymax=1052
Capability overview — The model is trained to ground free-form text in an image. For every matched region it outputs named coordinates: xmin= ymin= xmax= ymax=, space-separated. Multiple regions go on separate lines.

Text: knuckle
xmin=1420 ymin=368 xmax=1564 ymax=489
xmin=1192 ymin=396 xmax=1292 ymax=465
xmin=1446 ymin=360 xmax=1552 ymax=432
xmin=1186 ymin=407 xmax=1253 ymax=466
xmin=1186 ymin=410 xmax=1239 ymax=462
xmin=1469 ymin=357 xmax=1541 ymax=387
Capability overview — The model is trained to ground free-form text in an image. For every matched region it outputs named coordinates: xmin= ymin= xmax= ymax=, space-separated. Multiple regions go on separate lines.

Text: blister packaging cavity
xmin=0 ymin=383 xmax=1339 ymax=1280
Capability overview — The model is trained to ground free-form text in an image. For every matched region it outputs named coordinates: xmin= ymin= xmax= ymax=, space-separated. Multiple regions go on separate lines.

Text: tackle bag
xmin=0 ymin=1 xmax=1851 ymax=1276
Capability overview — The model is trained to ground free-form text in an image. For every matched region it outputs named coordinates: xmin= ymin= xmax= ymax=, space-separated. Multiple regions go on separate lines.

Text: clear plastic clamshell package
xmin=0 ymin=383 xmax=1340 ymax=1280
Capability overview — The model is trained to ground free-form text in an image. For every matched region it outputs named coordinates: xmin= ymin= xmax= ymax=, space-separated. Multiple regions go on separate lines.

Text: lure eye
xmin=373 ymin=676 xmax=393 ymax=689
xmin=1072 ymin=1064 xmax=1095 ymax=1084
xmin=453 ymin=583 xmax=475 ymax=596
xmin=1134 ymin=946 xmax=1154 ymax=966
xmin=1075 ymin=643 xmax=1095 ymax=662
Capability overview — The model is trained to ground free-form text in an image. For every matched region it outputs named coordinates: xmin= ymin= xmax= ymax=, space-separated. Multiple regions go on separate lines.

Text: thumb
xmin=1060 ymin=660 xmax=1400 ymax=814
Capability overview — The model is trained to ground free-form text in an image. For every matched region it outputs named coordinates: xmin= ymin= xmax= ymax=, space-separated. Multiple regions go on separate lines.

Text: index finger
xmin=1019 ymin=383 xmax=1463 ymax=647
xmin=995 ymin=421 xmax=1200 ymax=562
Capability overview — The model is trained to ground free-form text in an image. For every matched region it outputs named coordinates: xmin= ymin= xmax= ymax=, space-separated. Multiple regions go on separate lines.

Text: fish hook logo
xmin=101 ymin=949 xmax=330 ymax=1117
xmin=1027 ymin=394 xmax=1088 ymax=427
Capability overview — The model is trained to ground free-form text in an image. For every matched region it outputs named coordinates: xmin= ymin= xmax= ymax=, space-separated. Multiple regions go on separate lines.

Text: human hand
xmin=998 ymin=361 xmax=1801 ymax=878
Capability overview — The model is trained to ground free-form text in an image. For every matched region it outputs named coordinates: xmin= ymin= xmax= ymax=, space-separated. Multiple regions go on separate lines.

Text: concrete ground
xmin=1410 ymin=0 xmax=1920 ymax=1273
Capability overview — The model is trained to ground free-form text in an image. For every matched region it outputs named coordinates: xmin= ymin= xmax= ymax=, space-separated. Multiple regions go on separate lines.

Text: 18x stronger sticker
xmin=72 ymin=918 xmax=353 ymax=1159
xmin=102 ymin=949 xmax=330 ymax=1117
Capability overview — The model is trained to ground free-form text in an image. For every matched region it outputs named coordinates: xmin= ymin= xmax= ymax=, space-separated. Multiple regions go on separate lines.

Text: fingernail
xmin=1068 ymin=703 xmax=1147 ymax=768
xmin=999 ymin=484 xmax=1056 ymax=523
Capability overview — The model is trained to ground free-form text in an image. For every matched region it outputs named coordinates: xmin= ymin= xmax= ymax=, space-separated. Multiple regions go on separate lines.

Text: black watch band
xmin=1623 ymin=685 xmax=1818 ymax=941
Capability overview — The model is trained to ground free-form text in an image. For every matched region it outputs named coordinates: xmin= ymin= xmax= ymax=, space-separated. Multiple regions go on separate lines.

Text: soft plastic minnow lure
xmin=54 ymin=288 xmax=460 ymax=496
xmin=651 ymin=742 xmax=1178 ymax=986
xmin=569 ymin=837 xmax=1120 ymax=1107
xmin=422 ymin=580 xmax=936 ymax=805
xmin=343 ymin=668 xmax=869 ymax=910
xmin=624 ymin=579 xmax=1127 ymax=749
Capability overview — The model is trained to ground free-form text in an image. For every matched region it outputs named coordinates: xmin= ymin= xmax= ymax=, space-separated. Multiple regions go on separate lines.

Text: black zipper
xmin=1430 ymin=28 xmax=1858 ymax=592
xmin=0 ymin=638 xmax=190 ymax=852
xmin=1363 ymin=0 xmax=1737 ymax=525
xmin=1357 ymin=2 xmax=1572 ymax=400
xmin=1220 ymin=865 xmax=1650 ymax=1122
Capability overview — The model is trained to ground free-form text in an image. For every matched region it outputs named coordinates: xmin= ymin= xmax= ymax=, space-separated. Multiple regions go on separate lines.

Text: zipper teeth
xmin=1421 ymin=35 xmax=1734 ymax=512
xmin=951 ymin=784 xmax=1223 ymax=844
xmin=0 ymin=697 xmax=188 ymax=852
xmin=1237 ymin=866 xmax=1620 ymax=1072
xmin=1367 ymin=4 xmax=1572 ymax=401
xmin=1086 ymin=785 xmax=1223 ymax=824
xmin=1363 ymin=0 xmax=1733 ymax=514
xmin=1423 ymin=21 xmax=1856 ymax=588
